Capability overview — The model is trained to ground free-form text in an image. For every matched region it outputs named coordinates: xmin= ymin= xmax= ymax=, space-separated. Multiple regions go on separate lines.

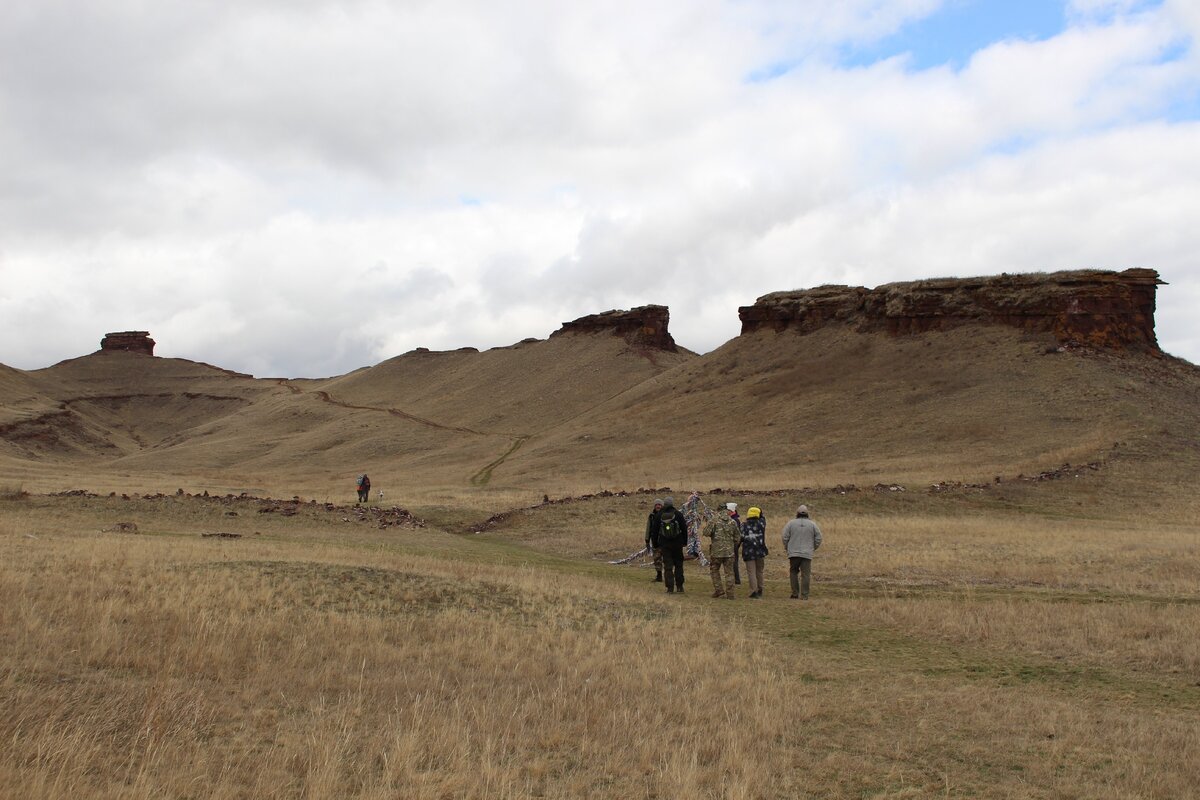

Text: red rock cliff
xmin=551 ymin=305 xmax=677 ymax=351
xmin=100 ymin=331 xmax=156 ymax=356
xmin=739 ymin=269 xmax=1164 ymax=351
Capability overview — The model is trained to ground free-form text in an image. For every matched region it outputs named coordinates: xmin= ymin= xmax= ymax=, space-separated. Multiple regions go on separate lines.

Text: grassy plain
xmin=2 ymin=484 xmax=1198 ymax=799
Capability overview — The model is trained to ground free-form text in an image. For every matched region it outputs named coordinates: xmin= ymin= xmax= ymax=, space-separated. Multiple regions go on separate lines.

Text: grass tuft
xmin=0 ymin=484 xmax=27 ymax=500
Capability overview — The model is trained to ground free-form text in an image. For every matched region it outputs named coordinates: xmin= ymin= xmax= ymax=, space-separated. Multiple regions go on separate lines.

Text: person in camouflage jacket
xmin=644 ymin=498 xmax=664 ymax=582
xmin=703 ymin=504 xmax=740 ymax=599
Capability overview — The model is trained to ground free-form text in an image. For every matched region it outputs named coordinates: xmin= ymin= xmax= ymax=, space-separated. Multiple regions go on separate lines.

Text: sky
xmin=1 ymin=0 xmax=1198 ymax=377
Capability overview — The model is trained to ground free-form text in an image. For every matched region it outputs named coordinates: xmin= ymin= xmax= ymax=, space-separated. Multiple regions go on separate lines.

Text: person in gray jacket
xmin=781 ymin=504 xmax=822 ymax=599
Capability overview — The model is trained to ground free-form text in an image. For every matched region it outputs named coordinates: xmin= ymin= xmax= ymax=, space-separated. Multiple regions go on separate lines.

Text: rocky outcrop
xmin=100 ymin=331 xmax=155 ymax=355
xmin=739 ymin=269 xmax=1164 ymax=351
xmin=552 ymin=305 xmax=677 ymax=351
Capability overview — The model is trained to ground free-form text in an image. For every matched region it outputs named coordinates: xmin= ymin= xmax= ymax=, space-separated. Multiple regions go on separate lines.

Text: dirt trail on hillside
xmin=310 ymin=390 xmax=494 ymax=436
xmin=297 ymin=386 xmax=528 ymax=486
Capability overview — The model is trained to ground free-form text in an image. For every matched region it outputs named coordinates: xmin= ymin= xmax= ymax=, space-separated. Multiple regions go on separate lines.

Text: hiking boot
xmin=711 ymin=590 xmax=724 ymax=598
xmin=677 ymin=585 xmax=684 ymax=594
xmin=666 ymin=587 xmax=675 ymax=594
xmin=652 ymin=571 xmax=663 ymax=582
xmin=790 ymin=594 xmax=799 ymax=599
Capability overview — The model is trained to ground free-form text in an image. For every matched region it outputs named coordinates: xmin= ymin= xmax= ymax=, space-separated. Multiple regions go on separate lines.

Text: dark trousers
xmin=357 ymin=488 xmax=369 ymax=502
xmin=789 ymin=557 xmax=812 ymax=598
xmin=662 ymin=549 xmax=685 ymax=590
xmin=733 ymin=540 xmax=741 ymax=583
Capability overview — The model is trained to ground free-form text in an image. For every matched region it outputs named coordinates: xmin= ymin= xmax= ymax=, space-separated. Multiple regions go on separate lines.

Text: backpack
xmin=659 ymin=511 xmax=680 ymax=541
xmin=356 ymin=474 xmax=367 ymax=488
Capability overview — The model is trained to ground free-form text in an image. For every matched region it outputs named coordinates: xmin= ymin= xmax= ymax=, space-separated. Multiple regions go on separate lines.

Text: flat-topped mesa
xmin=100 ymin=331 xmax=155 ymax=356
xmin=739 ymin=269 xmax=1165 ymax=351
xmin=551 ymin=305 xmax=677 ymax=351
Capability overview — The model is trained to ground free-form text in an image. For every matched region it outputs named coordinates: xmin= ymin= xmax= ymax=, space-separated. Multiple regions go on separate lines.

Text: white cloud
xmin=1 ymin=0 xmax=1198 ymax=374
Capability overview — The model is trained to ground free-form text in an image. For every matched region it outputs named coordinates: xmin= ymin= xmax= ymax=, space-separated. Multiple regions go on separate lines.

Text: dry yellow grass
xmin=3 ymin=492 xmax=1198 ymax=798
xmin=485 ymin=492 xmax=1200 ymax=707
xmin=2 ymin=319 xmax=1198 ymax=797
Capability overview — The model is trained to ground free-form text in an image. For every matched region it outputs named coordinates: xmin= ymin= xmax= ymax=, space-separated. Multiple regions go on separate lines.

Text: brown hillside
xmin=496 ymin=271 xmax=1199 ymax=493
xmin=501 ymin=323 xmax=1200 ymax=490
xmin=0 ymin=272 xmax=1195 ymax=502
xmin=318 ymin=326 xmax=691 ymax=435
xmin=0 ymin=308 xmax=693 ymax=497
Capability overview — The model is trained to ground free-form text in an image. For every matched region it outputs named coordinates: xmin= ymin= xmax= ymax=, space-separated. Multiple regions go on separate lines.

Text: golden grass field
xmin=2 ymin=316 xmax=1198 ymax=797
xmin=2 ymin=483 xmax=1197 ymax=799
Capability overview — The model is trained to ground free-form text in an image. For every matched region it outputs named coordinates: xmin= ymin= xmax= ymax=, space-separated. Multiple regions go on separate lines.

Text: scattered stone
xmin=201 ymin=532 xmax=242 ymax=539
xmin=103 ymin=522 xmax=139 ymax=533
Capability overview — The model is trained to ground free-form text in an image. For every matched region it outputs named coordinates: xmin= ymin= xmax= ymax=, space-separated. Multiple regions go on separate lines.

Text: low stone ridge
xmin=739 ymin=269 xmax=1164 ymax=351
xmin=552 ymin=305 xmax=677 ymax=351
xmin=100 ymin=331 xmax=155 ymax=355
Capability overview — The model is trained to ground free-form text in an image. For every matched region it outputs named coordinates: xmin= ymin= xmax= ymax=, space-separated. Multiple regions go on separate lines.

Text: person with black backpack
xmin=657 ymin=497 xmax=689 ymax=594
xmin=645 ymin=498 xmax=664 ymax=582
xmin=356 ymin=474 xmax=371 ymax=504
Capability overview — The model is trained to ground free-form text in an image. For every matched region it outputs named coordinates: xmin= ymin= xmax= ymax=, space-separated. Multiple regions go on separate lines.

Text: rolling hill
xmin=1 ymin=272 xmax=1196 ymax=505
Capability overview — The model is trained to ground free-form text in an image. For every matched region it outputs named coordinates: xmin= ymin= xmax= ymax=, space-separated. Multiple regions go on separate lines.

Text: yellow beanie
xmin=747 ymin=506 xmax=761 ymax=518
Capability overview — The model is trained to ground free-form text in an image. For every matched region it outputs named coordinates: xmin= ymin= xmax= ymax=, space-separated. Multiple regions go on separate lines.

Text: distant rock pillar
xmin=552 ymin=305 xmax=678 ymax=351
xmin=100 ymin=331 xmax=156 ymax=355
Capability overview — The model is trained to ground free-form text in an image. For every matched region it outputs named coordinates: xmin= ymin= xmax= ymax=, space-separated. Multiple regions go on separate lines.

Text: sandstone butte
xmin=92 ymin=268 xmax=1166 ymax=364
xmin=99 ymin=331 xmax=156 ymax=356
xmin=550 ymin=304 xmax=678 ymax=351
xmin=737 ymin=268 xmax=1164 ymax=352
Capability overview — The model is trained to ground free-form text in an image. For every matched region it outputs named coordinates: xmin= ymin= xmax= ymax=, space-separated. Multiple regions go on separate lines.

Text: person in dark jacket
xmin=657 ymin=496 xmax=689 ymax=594
xmin=645 ymin=498 xmax=664 ymax=582
xmin=356 ymin=474 xmax=371 ymax=504
xmin=740 ymin=506 xmax=768 ymax=598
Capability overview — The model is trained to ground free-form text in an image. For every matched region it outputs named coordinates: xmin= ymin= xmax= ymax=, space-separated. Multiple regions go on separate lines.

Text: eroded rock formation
xmin=552 ymin=305 xmax=677 ymax=351
xmin=100 ymin=331 xmax=155 ymax=356
xmin=739 ymin=269 xmax=1164 ymax=351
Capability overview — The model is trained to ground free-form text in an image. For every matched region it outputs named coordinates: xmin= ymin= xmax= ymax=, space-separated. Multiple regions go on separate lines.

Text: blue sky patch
xmin=844 ymin=0 xmax=1070 ymax=72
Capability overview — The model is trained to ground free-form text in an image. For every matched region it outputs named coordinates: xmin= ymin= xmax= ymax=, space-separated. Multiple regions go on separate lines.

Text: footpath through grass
xmin=3 ymin=492 xmax=1198 ymax=798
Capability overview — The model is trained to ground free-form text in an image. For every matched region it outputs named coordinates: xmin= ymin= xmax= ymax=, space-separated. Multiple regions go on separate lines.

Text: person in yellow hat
xmin=741 ymin=506 xmax=768 ymax=598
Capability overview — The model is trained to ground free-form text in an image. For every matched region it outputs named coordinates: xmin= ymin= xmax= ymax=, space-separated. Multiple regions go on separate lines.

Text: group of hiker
xmin=644 ymin=497 xmax=822 ymax=600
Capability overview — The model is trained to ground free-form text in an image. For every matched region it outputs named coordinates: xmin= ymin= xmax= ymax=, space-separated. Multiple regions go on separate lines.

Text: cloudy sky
xmin=1 ymin=0 xmax=1198 ymax=377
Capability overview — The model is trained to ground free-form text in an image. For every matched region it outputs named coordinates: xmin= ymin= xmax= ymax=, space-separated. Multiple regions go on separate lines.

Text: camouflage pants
xmin=709 ymin=556 xmax=735 ymax=597
xmin=652 ymin=547 xmax=663 ymax=572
